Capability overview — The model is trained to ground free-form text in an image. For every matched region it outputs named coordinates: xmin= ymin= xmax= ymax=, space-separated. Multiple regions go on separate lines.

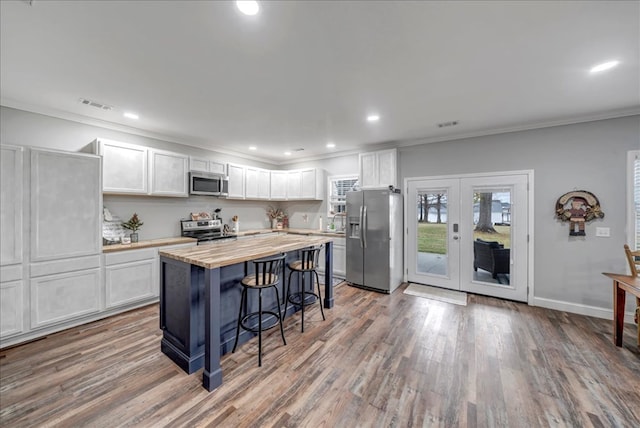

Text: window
xmin=629 ymin=150 xmax=640 ymax=250
xmin=327 ymin=175 xmax=358 ymax=217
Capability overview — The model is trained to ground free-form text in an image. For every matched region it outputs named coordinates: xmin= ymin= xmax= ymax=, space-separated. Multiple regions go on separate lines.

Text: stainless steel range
xmin=180 ymin=219 xmax=235 ymax=244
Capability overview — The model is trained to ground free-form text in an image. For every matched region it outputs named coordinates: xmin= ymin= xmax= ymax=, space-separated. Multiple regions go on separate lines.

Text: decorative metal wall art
xmin=555 ymin=190 xmax=604 ymax=236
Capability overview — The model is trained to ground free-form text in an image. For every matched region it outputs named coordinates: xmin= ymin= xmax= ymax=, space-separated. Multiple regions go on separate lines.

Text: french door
xmin=406 ymin=172 xmax=530 ymax=302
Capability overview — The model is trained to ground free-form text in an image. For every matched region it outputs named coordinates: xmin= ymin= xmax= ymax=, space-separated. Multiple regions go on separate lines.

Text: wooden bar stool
xmin=285 ymin=246 xmax=325 ymax=332
xmin=232 ymin=254 xmax=286 ymax=366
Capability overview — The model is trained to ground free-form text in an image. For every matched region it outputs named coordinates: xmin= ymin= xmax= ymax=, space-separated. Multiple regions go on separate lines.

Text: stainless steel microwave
xmin=189 ymin=171 xmax=229 ymax=197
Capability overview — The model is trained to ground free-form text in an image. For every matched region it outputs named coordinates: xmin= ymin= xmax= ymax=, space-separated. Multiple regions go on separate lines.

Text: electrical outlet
xmin=595 ymin=227 xmax=610 ymax=237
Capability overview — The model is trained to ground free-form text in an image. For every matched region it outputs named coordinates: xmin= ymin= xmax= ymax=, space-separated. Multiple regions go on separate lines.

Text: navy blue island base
xmin=158 ymin=235 xmax=334 ymax=392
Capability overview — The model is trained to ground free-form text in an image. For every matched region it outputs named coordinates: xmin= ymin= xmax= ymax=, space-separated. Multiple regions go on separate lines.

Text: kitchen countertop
xmin=231 ymin=228 xmax=346 ymax=238
xmin=103 ymin=237 xmax=197 ymax=253
xmin=103 ymin=229 xmax=344 ymax=254
xmin=159 ymin=233 xmax=334 ymax=269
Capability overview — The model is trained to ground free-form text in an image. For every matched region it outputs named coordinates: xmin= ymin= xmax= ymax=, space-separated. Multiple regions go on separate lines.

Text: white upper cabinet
xmin=285 ymin=168 xmax=324 ymax=200
xmin=95 ymin=138 xmax=188 ymax=197
xmin=189 ymin=157 xmax=226 ymax=175
xmin=270 ymin=171 xmax=288 ymax=200
xmin=96 ymin=138 xmax=323 ymax=200
xmin=359 ymin=148 xmax=397 ymax=189
xmin=300 ymin=168 xmax=324 ymax=200
xmin=149 ymin=149 xmax=189 ymax=197
xmin=227 ymin=163 xmax=245 ymax=199
xmin=286 ymin=170 xmax=302 ymax=199
xmin=1 ymin=145 xmax=23 ymax=266
xmin=97 ymin=139 xmax=148 ymax=194
xmin=270 ymin=168 xmax=323 ymax=200
xmin=30 ymin=148 xmax=102 ymax=262
xmin=189 ymin=157 xmax=209 ymax=173
xmin=245 ymin=166 xmax=270 ymax=200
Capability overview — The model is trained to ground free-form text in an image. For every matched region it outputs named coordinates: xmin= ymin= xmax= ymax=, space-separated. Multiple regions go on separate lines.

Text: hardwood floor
xmin=1 ymin=282 xmax=639 ymax=427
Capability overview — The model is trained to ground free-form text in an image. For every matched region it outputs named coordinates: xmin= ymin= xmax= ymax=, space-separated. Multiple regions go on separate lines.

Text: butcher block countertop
xmin=231 ymin=228 xmax=346 ymax=238
xmin=159 ymin=234 xmax=334 ymax=269
xmin=103 ymin=237 xmax=197 ymax=253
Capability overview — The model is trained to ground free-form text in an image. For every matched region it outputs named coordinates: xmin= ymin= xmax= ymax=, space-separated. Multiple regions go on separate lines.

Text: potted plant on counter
xmin=122 ymin=213 xmax=144 ymax=243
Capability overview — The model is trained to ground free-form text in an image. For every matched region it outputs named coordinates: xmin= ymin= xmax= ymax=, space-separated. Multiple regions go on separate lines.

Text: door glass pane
xmin=472 ymin=187 xmax=511 ymax=285
xmin=416 ymin=190 xmax=448 ymax=276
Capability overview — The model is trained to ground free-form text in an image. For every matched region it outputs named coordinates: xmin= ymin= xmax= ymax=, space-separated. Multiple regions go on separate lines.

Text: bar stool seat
xmin=285 ymin=246 xmax=325 ymax=332
xmin=232 ymin=254 xmax=286 ymax=366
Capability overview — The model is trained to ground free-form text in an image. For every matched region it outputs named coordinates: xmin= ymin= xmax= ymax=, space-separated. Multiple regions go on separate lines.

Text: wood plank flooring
xmin=1 ymin=283 xmax=639 ymax=427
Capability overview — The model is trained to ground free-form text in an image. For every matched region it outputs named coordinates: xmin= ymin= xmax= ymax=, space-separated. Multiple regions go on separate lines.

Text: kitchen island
xmin=158 ymin=234 xmax=334 ymax=391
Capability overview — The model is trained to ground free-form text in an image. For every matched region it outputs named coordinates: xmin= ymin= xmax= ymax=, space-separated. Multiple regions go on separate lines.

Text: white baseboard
xmin=533 ymin=297 xmax=636 ymax=324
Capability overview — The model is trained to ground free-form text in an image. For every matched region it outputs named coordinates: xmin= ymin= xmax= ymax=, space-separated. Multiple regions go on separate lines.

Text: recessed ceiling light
xmin=249 ymin=146 xmax=257 ymax=151
xmin=284 ymin=151 xmax=292 ymax=156
xmin=590 ymin=60 xmax=620 ymax=73
xmin=326 ymin=142 xmax=336 ymax=148
xmin=236 ymin=1 xmax=259 ymax=16
xmin=367 ymin=114 xmax=380 ymax=122
xmin=123 ymin=112 xmax=139 ymax=120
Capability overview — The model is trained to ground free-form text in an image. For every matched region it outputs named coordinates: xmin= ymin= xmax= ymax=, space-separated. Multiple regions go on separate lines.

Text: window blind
xmin=328 ymin=177 xmax=358 ymax=214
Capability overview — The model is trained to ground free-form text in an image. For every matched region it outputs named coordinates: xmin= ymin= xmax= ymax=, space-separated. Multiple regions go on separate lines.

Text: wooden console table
xmin=602 ymin=272 xmax=640 ymax=346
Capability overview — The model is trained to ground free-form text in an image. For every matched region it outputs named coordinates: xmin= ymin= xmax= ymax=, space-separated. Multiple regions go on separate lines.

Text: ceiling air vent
xmin=437 ymin=120 xmax=459 ymax=128
xmin=292 ymin=148 xmax=305 ymax=152
xmin=78 ymin=98 xmax=113 ymax=111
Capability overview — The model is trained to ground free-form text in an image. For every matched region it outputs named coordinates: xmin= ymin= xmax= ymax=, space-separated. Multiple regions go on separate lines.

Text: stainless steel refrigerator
xmin=346 ymin=189 xmax=403 ymax=293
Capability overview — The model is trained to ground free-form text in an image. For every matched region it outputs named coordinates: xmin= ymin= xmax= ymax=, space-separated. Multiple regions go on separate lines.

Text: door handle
xmin=362 ymin=206 xmax=368 ymax=248
xmin=453 ymin=235 xmax=459 ymax=240
xmin=359 ymin=206 xmax=363 ymax=248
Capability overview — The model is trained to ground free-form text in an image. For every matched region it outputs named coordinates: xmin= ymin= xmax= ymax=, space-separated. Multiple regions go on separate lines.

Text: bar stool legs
xmin=285 ymin=246 xmax=325 ymax=333
xmin=232 ymin=254 xmax=286 ymax=366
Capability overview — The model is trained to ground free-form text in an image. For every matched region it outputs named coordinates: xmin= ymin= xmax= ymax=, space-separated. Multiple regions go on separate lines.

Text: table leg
xmin=203 ymin=267 xmax=223 ymax=391
xmin=324 ymin=241 xmax=334 ymax=309
xmin=614 ymin=280 xmax=626 ymax=347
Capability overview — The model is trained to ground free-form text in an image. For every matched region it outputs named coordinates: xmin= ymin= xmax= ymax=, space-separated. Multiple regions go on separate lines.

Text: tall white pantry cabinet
xmin=0 ymin=145 xmax=102 ymax=346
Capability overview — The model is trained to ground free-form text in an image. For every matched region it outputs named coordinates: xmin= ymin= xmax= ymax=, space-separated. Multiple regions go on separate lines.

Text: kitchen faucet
xmin=331 ymin=213 xmax=346 ymax=231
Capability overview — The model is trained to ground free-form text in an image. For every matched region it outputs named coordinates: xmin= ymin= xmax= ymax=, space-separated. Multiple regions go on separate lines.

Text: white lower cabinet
xmin=318 ymin=237 xmax=346 ymax=279
xmin=0 ymin=269 xmax=23 ymax=338
xmin=105 ymin=248 xmax=157 ymax=308
xmin=0 ymin=239 xmax=196 ymax=348
xmin=30 ymin=267 xmax=101 ymax=329
xmin=333 ymin=239 xmax=346 ymax=278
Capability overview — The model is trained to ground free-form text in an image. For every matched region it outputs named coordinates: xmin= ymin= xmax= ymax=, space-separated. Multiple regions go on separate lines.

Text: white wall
xmin=3 ymin=105 xmax=638 ymax=316
xmin=399 ymin=115 xmax=640 ymax=315
xmin=0 ymin=106 xmax=286 ymax=235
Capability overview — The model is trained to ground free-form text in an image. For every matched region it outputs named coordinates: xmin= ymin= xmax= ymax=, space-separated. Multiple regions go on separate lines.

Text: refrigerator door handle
xmin=362 ymin=205 xmax=367 ymax=248
xmin=359 ymin=206 xmax=364 ymax=248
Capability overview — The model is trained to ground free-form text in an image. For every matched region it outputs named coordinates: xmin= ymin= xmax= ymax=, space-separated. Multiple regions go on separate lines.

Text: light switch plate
xmin=595 ymin=227 xmax=610 ymax=237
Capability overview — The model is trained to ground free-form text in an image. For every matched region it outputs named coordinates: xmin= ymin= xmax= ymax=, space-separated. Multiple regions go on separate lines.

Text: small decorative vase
xmin=233 ymin=221 xmax=239 ymax=233
xmin=130 ymin=232 xmax=139 ymax=243
xmin=271 ymin=219 xmax=278 ymax=229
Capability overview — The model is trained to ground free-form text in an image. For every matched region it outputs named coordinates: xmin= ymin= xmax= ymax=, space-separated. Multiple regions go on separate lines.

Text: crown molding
xmin=3 ymin=98 xmax=638 ymax=166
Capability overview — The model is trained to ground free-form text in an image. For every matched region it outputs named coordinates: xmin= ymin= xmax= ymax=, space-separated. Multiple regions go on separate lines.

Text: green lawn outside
xmin=417 ymin=223 xmax=511 ymax=254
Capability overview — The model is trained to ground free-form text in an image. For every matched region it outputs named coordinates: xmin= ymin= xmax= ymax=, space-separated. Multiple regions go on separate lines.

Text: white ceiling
xmin=1 ymin=0 xmax=638 ymax=163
